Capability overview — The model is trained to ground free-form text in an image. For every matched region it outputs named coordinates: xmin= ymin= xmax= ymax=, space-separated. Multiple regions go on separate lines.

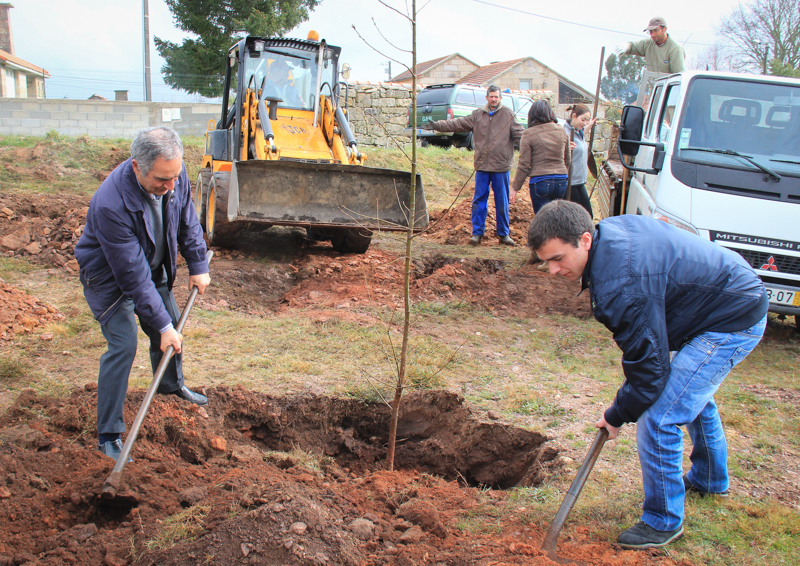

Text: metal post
xmin=143 ymin=0 xmax=152 ymax=101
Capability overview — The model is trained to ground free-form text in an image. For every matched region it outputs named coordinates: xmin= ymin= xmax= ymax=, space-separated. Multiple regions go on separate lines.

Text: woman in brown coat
xmin=510 ymin=100 xmax=570 ymax=214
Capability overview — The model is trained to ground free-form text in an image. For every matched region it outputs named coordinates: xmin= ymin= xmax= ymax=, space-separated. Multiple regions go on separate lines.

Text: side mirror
xmin=340 ymin=63 xmax=351 ymax=80
xmin=619 ymin=105 xmax=645 ymax=157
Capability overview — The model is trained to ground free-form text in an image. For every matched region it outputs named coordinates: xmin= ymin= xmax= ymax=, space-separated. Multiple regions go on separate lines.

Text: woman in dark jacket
xmin=510 ymin=100 xmax=571 ymax=214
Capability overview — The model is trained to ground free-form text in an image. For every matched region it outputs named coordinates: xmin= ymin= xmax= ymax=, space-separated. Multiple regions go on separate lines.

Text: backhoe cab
xmin=196 ymin=32 xmax=428 ymax=253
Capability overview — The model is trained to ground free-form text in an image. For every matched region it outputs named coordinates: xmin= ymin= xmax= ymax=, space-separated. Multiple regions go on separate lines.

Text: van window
xmin=515 ymin=96 xmax=533 ymax=120
xmin=417 ymin=87 xmax=452 ymax=106
xmin=645 ymin=85 xmax=663 ymax=136
xmin=658 ymin=84 xmax=681 ymax=143
xmin=455 ymin=89 xmax=477 ymax=105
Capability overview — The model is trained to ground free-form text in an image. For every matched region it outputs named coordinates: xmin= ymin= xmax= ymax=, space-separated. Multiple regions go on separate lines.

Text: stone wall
xmin=0 ymin=86 xmax=615 ymax=155
xmin=0 ymin=98 xmax=219 ymax=138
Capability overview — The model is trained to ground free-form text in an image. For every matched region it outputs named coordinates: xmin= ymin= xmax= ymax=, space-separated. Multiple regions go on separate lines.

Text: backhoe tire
xmin=331 ymin=228 xmax=372 ymax=254
xmin=195 ymin=168 xmax=212 ymax=231
xmin=205 ymin=172 xmax=241 ymax=248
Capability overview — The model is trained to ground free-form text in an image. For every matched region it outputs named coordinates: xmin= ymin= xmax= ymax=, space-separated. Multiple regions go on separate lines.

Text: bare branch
xmin=351 ymin=25 xmax=411 ymax=71
xmin=377 ymin=0 xmax=411 ymax=21
xmin=372 ymin=17 xmax=412 ymax=54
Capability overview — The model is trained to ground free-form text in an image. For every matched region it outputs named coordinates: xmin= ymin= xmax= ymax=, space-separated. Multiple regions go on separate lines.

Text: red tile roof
xmin=391 ymin=55 xmax=450 ymax=82
xmin=0 ymin=48 xmax=50 ymax=77
xmin=457 ymin=58 xmax=524 ymax=86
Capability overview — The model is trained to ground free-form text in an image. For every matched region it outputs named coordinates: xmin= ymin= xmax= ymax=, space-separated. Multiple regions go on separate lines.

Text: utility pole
xmin=143 ymin=0 xmax=152 ymax=101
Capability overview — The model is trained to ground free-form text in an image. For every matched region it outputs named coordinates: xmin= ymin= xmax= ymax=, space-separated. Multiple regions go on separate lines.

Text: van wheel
xmin=331 ymin=228 xmax=372 ymax=254
xmin=462 ymin=132 xmax=474 ymax=151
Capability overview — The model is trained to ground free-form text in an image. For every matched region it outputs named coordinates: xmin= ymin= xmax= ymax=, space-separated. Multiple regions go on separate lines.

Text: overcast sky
xmin=10 ymin=0 xmax=743 ymax=102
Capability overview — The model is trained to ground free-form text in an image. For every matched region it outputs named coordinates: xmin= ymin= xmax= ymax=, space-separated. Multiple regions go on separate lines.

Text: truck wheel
xmin=206 ymin=172 xmax=240 ymax=247
xmin=331 ymin=228 xmax=372 ymax=254
xmin=195 ymin=168 xmax=212 ymax=231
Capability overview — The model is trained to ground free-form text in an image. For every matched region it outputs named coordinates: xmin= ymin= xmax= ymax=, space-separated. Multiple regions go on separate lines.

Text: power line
xmin=467 ymin=0 xmax=717 ymax=47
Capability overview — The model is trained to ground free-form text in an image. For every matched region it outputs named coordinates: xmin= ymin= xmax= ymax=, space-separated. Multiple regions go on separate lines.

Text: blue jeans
xmin=637 ymin=315 xmax=766 ymax=531
xmin=530 ymin=178 xmax=567 ymax=214
xmin=472 ymin=171 xmax=510 ymax=237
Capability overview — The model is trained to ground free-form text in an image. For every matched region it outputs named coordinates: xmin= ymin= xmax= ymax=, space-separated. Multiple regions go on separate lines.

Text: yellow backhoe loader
xmin=196 ymin=32 xmax=428 ymax=253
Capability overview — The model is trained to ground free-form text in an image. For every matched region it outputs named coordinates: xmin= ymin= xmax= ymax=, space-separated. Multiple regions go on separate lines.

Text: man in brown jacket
xmin=423 ymin=85 xmax=523 ymax=246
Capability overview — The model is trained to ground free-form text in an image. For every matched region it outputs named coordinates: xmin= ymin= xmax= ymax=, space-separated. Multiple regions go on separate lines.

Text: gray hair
xmin=130 ymin=127 xmax=184 ymax=176
xmin=486 ymin=85 xmax=501 ymax=96
xmin=527 ymin=200 xmax=594 ymax=251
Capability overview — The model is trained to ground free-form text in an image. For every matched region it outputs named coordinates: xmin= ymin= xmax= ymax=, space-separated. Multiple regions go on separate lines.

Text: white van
xmin=606 ymin=71 xmax=800 ymax=329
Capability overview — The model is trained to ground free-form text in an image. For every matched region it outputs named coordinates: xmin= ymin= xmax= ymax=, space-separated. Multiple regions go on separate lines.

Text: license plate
xmin=765 ymin=286 xmax=800 ymax=306
xmin=416 ymin=129 xmax=434 ymax=137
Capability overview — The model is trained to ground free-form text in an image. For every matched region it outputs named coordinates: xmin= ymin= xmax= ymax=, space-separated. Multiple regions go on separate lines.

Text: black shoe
xmin=618 ymin=521 xmax=684 ymax=549
xmin=468 ymin=235 xmax=482 ymax=246
xmin=98 ymin=439 xmax=133 ymax=463
xmin=498 ymin=236 xmax=516 ymax=246
xmin=168 ymin=385 xmax=208 ymax=406
xmin=684 ymin=474 xmax=729 ymax=497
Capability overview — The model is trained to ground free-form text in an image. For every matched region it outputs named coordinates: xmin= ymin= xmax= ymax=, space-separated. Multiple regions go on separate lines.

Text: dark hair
xmin=566 ymin=104 xmax=591 ymax=119
xmin=130 ymin=127 xmax=183 ymax=176
xmin=527 ymin=200 xmax=594 ymax=251
xmin=486 ymin=85 xmax=501 ymax=96
xmin=527 ymin=100 xmax=557 ymax=127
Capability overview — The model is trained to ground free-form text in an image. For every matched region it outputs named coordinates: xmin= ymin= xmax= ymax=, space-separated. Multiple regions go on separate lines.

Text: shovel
xmin=541 ymin=427 xmax=609 ymax=565
xmin=101 ymin=250 xmax=213 ymax=499
xmin=585 ymin=47 xmax=605 ymax=180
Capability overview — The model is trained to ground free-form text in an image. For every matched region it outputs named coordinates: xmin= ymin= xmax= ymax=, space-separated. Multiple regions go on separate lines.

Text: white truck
xmin=598 ymin=70 xmax=800 ymax=329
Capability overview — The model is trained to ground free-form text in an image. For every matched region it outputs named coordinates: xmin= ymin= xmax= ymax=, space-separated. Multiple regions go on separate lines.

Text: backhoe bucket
xmin=228 ymin=160 xmax=428 ymax=231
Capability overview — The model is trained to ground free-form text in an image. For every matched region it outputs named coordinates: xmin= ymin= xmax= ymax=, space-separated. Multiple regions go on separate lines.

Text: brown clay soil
xmin=0 ymin=188 xmax=684 ymax=566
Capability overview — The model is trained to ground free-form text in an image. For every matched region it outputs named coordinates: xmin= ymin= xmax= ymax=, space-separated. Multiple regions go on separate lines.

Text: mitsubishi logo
xmin=760 ymin=256 xmax=778 ymax=271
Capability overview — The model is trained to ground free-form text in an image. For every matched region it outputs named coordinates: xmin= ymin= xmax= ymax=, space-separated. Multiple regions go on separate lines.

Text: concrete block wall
xmin=0 ymin=98 xmax=220 ymax=138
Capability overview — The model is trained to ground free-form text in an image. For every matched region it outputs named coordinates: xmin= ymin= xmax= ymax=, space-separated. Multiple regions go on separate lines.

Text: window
xmin=455 ymin=89 xmax=476 ymax=105
xmin=658 ymin=84 xmax=681 ymax=142
xmin=519 ymin=80 xmax=531 ymax=90
xmin=645 ymin=85 xmax=663 ymax=136
xmin=4 ymin=69 xmax=15 ymax=98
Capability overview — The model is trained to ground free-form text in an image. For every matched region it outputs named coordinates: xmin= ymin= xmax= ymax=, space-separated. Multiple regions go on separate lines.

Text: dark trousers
xmin=569 ymin=183 xmax=594 ymax=218
xmin=96 ymin=281 xmax=183 ymax=435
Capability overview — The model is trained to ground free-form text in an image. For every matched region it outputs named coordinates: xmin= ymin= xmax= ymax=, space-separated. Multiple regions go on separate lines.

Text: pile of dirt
xmin=0 ymin=387 xmax=677 ymax=566
xmin=0 ymin=281 xmax=65 ymax=342
xmin=425 ymin=192 xmax=535 ymax=246
xmin=281 ymin=249 xmax=591 ymax=319
xmin=0 ymin=195 xmax=89 ymax=273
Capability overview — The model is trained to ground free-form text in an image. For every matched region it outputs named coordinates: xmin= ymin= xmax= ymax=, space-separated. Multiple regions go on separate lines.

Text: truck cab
xmin=611 ymin=71 xmax=800 ymax=327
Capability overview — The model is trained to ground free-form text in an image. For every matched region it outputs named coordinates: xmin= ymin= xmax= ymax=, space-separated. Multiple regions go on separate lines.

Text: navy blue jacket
xmin=75 ymin=158 xmax=208 ymax=331
xmin=582 ymin=216 xmax=767 ymax=428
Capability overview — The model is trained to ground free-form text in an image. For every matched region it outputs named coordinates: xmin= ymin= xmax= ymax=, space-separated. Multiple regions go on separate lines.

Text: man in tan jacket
xmin=423 ymin=85 xmax=523 ymax=246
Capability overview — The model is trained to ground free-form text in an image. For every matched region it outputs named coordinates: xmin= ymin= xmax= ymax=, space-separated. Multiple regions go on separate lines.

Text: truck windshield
xmin=243 ymin=47 xmax=330 ymax=110
xmin=676 ymin=78 xmax=800 ymax=175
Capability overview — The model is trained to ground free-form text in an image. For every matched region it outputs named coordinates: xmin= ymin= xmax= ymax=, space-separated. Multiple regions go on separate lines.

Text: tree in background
xmin=600 ymin=53 xmax=644 ymax=104
xmin=715 ymin=0 xmax=799 ymax=75
xmin=156 ymin=0 xmax=321 ymax=97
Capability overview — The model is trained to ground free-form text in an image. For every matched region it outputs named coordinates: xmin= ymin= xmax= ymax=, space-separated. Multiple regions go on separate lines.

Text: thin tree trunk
xmin=386 ymin=0 xmax=416 ymax=471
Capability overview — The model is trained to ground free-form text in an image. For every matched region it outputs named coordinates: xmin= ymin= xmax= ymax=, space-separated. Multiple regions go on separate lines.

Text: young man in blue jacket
xmin=527 ymin=200 xmax=767 ymax=549
xmin=75 ymin=127 xmax=211 ymax=462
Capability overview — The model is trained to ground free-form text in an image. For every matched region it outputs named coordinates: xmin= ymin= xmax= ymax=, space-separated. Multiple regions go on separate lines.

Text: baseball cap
xmin=644 ymin=17 xmax=667 ymax=31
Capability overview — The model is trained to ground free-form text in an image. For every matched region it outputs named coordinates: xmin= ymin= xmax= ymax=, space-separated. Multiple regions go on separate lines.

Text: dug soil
xmin=0 ymin=190 xmax=680 ymax=566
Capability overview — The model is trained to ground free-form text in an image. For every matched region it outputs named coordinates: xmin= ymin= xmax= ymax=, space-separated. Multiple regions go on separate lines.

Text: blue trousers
xmin=637 ymin=315 xmax=766 ymax=531
xmin=96 ymin=281 xmax=184 ymax=435
xmin=472 ymin=171 xmax=510 ymax=237
xmin=530 ymin=177 xmax=567 ymax=214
